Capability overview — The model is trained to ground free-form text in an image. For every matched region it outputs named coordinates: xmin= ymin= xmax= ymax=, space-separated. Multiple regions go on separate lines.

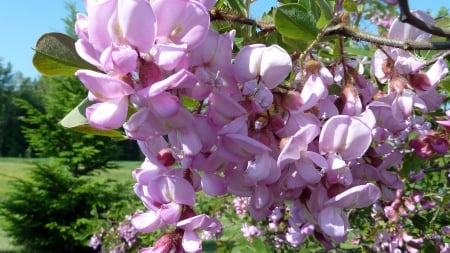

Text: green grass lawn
xmin=0 ymin=157 xmax=141 ymax=252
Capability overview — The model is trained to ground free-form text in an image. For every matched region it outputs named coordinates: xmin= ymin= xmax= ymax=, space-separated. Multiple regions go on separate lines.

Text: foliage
xmin=15 ymin=76 xmax=125 ymax=176
xmin=0 ymin=60 xmax=18 ymax=157
xmin=0 ymin=162 xmax=137 ymax=253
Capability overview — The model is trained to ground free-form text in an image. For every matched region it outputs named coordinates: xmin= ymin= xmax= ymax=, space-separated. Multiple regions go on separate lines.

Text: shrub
xmin=0 ymin=163 xmax=137 ymax=253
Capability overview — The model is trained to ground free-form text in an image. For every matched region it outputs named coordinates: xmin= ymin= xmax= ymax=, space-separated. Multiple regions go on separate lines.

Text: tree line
xmin=0 ymin=59 xmax=141 ymax=171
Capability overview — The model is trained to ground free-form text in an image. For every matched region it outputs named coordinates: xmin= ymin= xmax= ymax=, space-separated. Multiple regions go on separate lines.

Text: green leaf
xmin=343 ymin=0 xmax=357 ymax=12
xmin=345 ymin=46 xmax=376 ymax=57
xmin=411 ymin=214 xmax=427 ymax=231
xmin=401 ymin=153 xmax=426 ymax=177
xmin=297 ymin=0 xmax=319 ymax=20
xmin=59 ymin=98 xmax=127 ymax=140
xmin=223 ymin=0 xmax=246 ymax=14
xmin=32 ymin=32 xmax=97 ymax=76
xmin=281 ymin=35 xmax=309 ymax=51
xmin=316 ymin=0 xmax=334 ymax=28
xmin=274 ymin=4 xmax=319 ymax=43
xmin=441 ymin=75 xmax=450 ymax=92
xmin=251 ymin=237 xmax=272 ymax=252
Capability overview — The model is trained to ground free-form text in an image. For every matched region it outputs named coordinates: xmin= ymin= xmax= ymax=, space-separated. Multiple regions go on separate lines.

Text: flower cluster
xmin=73 ymin=0 xmax=449 ymax=252
xmin=89 ymin=213 xmax=140 ymax=253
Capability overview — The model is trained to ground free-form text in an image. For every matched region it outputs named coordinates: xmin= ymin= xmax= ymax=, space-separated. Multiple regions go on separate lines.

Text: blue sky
xmin=0 ymin=0 xmax=445 ymax=79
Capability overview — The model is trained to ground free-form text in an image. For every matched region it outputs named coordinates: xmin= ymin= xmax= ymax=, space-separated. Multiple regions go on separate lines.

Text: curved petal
xmin=86 ymin=0 xmax=117 ymax=51
xmin=388 ymin=10 xmax=434 ymax=41
xmin=318 ymin=207 xmax=347 ymax=238
xmin=325 ymin=183 xmax=381 ymax=208
xmin=159 ymin=202 xmax=182 ymax=224
xmin=277 ymin=124 xmax=320 ymax=169
xmin=118 ymin=0 xmax=156 ymax=52
xmin=76 ymin=70 xmax=134 ymax=99
xmin=201 ymin=172 xmax=227 ymax=196
xmin=319 ymin=115 xmax=350 ymax=155
xmin=260 ymin=45 xmax=292 ymax=89
xmin=340 ymin=117 xmax=372 ymax=160
xmin=233 ymin=44 xmax=265 ymax=83
xmin=86 ymin=98 xmax=128 ymax=130
xmin=131 ymin=211 xmax=161 ymax=233
xmin=181 ymin=231 xmax=202 ymax=253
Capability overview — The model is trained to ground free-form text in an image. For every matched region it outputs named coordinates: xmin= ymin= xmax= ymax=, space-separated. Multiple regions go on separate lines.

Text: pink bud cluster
xmin=73 ymin=1 xmax=449 ymax=251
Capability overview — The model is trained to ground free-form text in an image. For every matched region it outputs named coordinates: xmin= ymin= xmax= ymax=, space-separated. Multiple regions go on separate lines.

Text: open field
xmin=0 ymin=157 xmax=141 ymax=252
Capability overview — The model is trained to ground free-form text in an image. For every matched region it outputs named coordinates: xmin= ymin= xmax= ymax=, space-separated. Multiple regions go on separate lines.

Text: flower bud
xmin=157 ymin=148 xmax=176 ymax=167
xmin=304 ymin=59 xmax=322 ymax=74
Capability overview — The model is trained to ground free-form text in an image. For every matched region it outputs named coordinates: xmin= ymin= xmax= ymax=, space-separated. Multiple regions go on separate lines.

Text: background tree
xmin=16 ymin=1 xmax=140 ymax=175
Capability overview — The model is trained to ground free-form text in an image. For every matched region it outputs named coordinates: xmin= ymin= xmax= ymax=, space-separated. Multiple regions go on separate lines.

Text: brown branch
xmin=209 ymin=8 xmax=276 ymax=33
xmin=323 ymin=24 xmax=450 ymax=50
xmin=398 ymin=0 xmax=450 ymax=38
xmin=425 ymin=50 xmax=450 ymax=66
xmin=423 ymin=164 xmax=450 ymax=173
xmin=209 ymin=8 xmax=450 ymax=51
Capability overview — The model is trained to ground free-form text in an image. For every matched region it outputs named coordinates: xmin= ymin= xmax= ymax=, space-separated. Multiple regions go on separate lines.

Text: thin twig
xmin=209 ymin=8 xmax=276 ymax=33
xmin=423 ymin=164 xmax=450 ymax=174
xmin=323 ymin=24 xmax=450 ymax=50
xmin=398 ymin=0 xmax=450 ymax=38
xmin=210 ymin=7 xmax=450 ymax=50
xmin=425 ymin=50 xmax=450 ymax=66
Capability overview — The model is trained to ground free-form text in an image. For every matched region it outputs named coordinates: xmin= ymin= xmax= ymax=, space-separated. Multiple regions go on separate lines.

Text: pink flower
xmin=151 ymin=0 xmax=210 ymax=49
xmin=319 ymin=110 xmax=375 ymax=160
xmin=233 ymin=44 xmax=292 ymax=110
xmin=436 ymin=110 xmax=450 ymax=131
xmin=75 ymin=70 xmax=134 ymax=129
xmin=318 ymin=183 xmax=381 ymax=239
xmin=176 ymin=214 xmax=222 ymax=253
xmin=76 ymin=0 xmax=156 ymax=69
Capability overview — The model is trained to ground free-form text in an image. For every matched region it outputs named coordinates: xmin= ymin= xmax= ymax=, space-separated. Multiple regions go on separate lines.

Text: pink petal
xmin=169 ymin=127 xmax=203 ymax=156
xmin=150 ymin=175 xmax=195 ymax=206
xmin=149 ymin=92 xmax=180 ymax=118
xmin=100 ymin=44 xmax=138 ymax=74
xmin=85 ymin=0 xmax=117 ymax=51
xmin=177 ymin=214 xmax=221 ymax=232
xmin=426 ymin=58 xmax=449 ymax=87
xmin=259 ymin=45 xmax=292 ymax=89
xmin=388 ymin=10 xmax=434 ymax=41
xmin=295 ymin=158 xmax=322 ymax=184
xmin=277 ymin=124 xmax=320 ymax=169
xmin=86 ymin=98 xmax=128 ymax=130
xmin=181 ymin=230 xmax=202 ymax=253
xmin=75 ymin=39 xmax=101 ymax=68
xmin=251 ymin=185 xmax=272 ymax=209
xmin=152 ymin=43 xmax=188 ymax=71
xmin=131 ymin=211 xmax=161 ymax=232
xmin=339 ymin=117 xmax=372 ymax=160
xmin=201 ymin=172 xmax=227 ymax=196
xmin=247 ymin=153 xmax=273 ymax=183
xmin=318 ymin=207 xmax=347 ymax=238
xmin=219 ymin=133 xmax=271 ymax=162
xmin=118 ymin=0 xmax=156 ymax=52
xmin=392 ymin=95 xmax=413 ymax=121
xmin=145 ymin=69 xmax=197 ymax=97
xmin=75 ymin=70 xmax=134 ymax=99
xmin=159 ymin=202 xmax=182 ymax=224
xmin=319 ymin=115 xmax=350 ymax=154
xmin=299 ymin=75 xmax=327 ymax=112
xmin=233 ymin=44 xmax=265 ymax=83
xmin=325 ymin=183 xmax=381 ymax=208
xmin=152 ymin=0 xmax=209 ymax=48
xmin=207 ymin=91 xmax=247 ymax=126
